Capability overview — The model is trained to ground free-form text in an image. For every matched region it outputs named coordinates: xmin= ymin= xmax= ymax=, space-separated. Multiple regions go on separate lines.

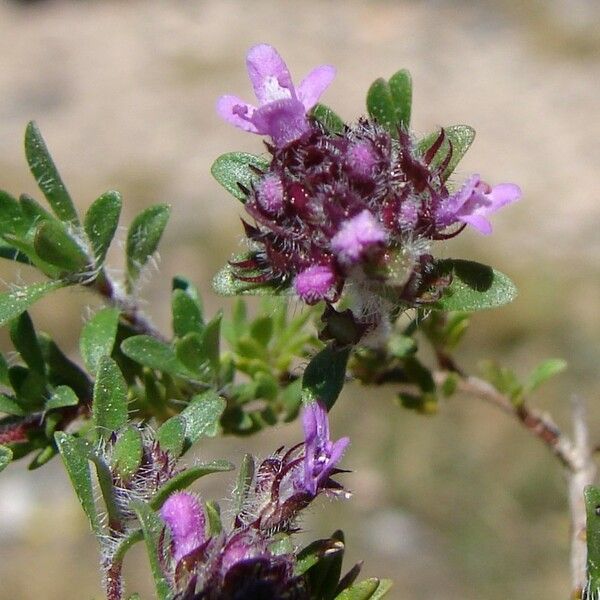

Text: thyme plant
xmin=0 ymin=43 xmax=597 ymax=599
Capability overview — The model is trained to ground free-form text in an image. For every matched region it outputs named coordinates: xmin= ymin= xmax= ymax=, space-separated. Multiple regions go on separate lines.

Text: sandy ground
xmin=0 ymin=1 xmax=599 ymax=598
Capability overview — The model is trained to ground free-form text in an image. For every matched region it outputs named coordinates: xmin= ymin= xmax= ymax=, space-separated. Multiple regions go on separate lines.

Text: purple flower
xmin=294 ymin=264 xmax=336 ymax=303
xmin=301 ymin=400 xmax=349 ymax=497
xmin=331 ymin=210 xmax=388 ymax=265
xmin=437 ymin=175 xmax=521 ymax=235
xmin=160 ymin=491 xmax=206 ymax=563
xmin=217 ymin=44 xmax=335 ymax=147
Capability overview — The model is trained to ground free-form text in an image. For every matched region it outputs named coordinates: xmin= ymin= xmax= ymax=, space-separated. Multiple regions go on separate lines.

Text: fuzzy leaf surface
xmin=80 ymin=307 xmax=121 ymax=373
xmin=93 ymin=356 xmax=128 ymax=440
xmin=24 ymin=121 xmax=79 ymax=224
xmin=84 ymin=190 xmax=122 ymax=265
xmin=55 ymin=432 xmax=100 ymax=533
xmin=432 ymin=259 xmax=517 ymax=312
xmin=0 ymin=281 xmax=64 ymax=328
xmin=126 ymin=204 xmax=170 ymax=288
xmin=211 ymin=152 xmax=269 ymax=202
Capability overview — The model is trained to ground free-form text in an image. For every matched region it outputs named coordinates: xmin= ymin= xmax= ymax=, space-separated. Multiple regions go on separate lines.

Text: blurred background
xmin=0 ymin=0 xmax=599 ymax=598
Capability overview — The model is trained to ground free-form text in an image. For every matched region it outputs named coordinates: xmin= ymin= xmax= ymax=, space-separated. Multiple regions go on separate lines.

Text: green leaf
xmin=523 ymin=359 xmax=567 ymax=395
xmin=0 ymin=280 xmax=64 ymax=328
xmin=0 ymin=354 xmax=8 ymax=386
xmin=213 ymin=254 xmax=291 ymax=297
xmin=366 ymin=70 xmax=412 ymax=132
xmin=112 ymin=426 xmax=143 ymax=482
xmin=302 ymin=345 xmax=350 ymax=410
xmin=175 ymin=332 xmax=209 ymax=376
xmin=149 ymin=460 xmax=234 ymax=510
xmin=0 ymin=240 xmax=32 ymax=265
xmin=84 ymin=190 xmax=122 ymax=265
xmin=40 ymin=336 xmax=92 ymax=399
xmin=0 ymin=190 xmax=26 ymax=236
xmin=200 ymin=312 xmax=222 ymax=375
xmin=126 ymin=204 xmax=171 ymax=288
xmin=233 ymin=454 xmax=255 ymax=516
xmin=300 ymin=531 xmax=345 ymax=598
xmin=80 ymin=307 xmax=121 ymax=373
xmin=29 ymin=444 xmax=58 ymax=470
xmin=33 ymin=221 xmax=89 ymax=273
xmin=24 ymin=121 xmax=79 ymax=224
xmin=46 ymin=385 xmax=79 ymax=411
xmin=55 ymin=432 xmax=101 ymax=533
xmin=478 ymin=360 xmax=522 ymax=402
xmin=585 ymin=486 xmax=600 ymax=597
xmin=0 ymin=394 xmax=26 ymax=416
xmin=250 ymin=316 xmax=273 ymax=347
xmin=416 ymin=125 xmax=475 ymax=181
xmin=310 ymin=103 xmax=345 ymax=134
xmin=93 ymin=356 xmax=128 ymax=440
xmin=335 ymin=579 xmax=393 ymax=600
xmin=10 ymin=311 xmax=45 ymax=375
xmin=432 ymin=259 xmax=517 ymax=312
xmin=211 ymin=152 xmax=269 ymax=202
xmin=172 ymin=288 xmax=203 ymax=337
xmin=156 ymin=416 xmax=186 ymax=457
xmin=205 ymin=500 xmax=222 ymax=536
xmin=131 ymin=502 xmax=170 ymax=600
xmin=0 ymin=445 xmax=13 ymax=473
xmin=179 ymin=391 xmax=226 ymax=453
xmin=121 ymin=335 xmax=195 ymax=379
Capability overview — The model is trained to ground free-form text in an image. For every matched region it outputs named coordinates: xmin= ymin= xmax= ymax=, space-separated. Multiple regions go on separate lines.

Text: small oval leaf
xmin=93 ymin=356 xmax=128 ymax=440
xmin=24 ymin=121 xmax=79 ymax=224
xmin=126 ymin=204 xmax=171 ymax=288
xmin=34 ymin=221 xmax=90 ymax=273
xmin=432 ymin=259 xmax=517 ymax=312
xmin=0 ymin=280 xmax=64 ymax=328
xmin=211 ymin=152 xmax=269 ymax=202
xmin=84 ymin=190 xmax=122 ymax=265
xmin=80 ymin=307 xmax=121 ymax=373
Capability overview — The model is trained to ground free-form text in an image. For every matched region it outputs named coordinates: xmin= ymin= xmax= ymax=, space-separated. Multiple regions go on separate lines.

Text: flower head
xmin=217 ymin=44 xmax=335 ymax=147
xmin=437 ymin=174 xmax=521 ymax=235
xmin=301 ymin=400 xmax=349 ymax=497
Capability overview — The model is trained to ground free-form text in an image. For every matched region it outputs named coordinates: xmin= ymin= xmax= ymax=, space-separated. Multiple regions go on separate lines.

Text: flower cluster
xmin=159 ymin=401 xmax=349 ymax=599
xmin=218 ymin=45 xmax=521 ymax=332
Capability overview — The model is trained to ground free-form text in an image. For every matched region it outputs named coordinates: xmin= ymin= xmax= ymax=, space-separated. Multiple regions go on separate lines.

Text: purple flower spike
xmin=438 ymin=175 xmax=521 ymax=235
xmin=294 ymin=264 xmax=336 ymax=303
xmin=331 ymin=209 xmax=388 ymax=264
xmin=160 ymin=491 xmax=206 ymax=562
xmin=217 ymin=44 xmax=335 ymax=147
xmin=302 ymin=400 xmax=349 ymax=497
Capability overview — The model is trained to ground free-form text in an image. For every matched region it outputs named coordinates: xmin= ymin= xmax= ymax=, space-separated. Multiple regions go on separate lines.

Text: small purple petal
xmin=301 ymin=400 xmax=349 ymax=496
xmin=297 ymin=65 xmax=336 ymax=111
xmin=458 ymin=214 xmax=493 ymax=235
xmin=216 ymin=95 xmax=259 ymax=133
xmin=331 ymin=210 xmax=388 ymax=264
xmin=437 ymin=175 xmax=521 ymax=235
xmin=160 ymin=492 xmax=206 ymax=563
xmin=246 ymin=44 xmax=295 ymax=105
xmin=294 ymin=264 xmax=335 ymax=303
xmin=250 ymin=98 xmax=310 ymax=146
xmin=256 ymin=174 xmax=285 ymax=215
